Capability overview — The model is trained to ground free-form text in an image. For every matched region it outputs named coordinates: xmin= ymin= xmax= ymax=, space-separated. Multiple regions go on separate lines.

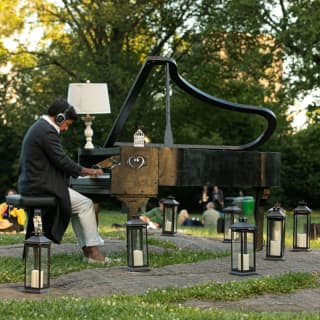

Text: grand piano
xmin=70 ymin=56 xmax=281 ymax=249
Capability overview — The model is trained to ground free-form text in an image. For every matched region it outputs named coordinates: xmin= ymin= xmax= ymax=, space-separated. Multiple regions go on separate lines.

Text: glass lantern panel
xmin=232 ymin=231 xmax=254 ymax=271
xmin=294 ymin=214 xmax=309 ymax=248
xmin=224 ymin=214 xmax=232 ymax=240
xmin=164 ymin=208 xmax=174 ymax=232
xmin=268 ymin=220 xmax=283 ymax=256
xmin=127 ymin=227 xmax=147 ymax=267
xmin=173 ymin=206 xmax=178 ymax=233
xmin=295 ymin=214 xmax=308 ymax=234
xmin=25 ymin=244 xmax=49 ymax=289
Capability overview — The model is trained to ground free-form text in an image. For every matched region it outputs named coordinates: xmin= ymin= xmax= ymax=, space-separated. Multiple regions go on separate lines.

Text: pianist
xmin=18 ymin=98 xmax=109 ymax=264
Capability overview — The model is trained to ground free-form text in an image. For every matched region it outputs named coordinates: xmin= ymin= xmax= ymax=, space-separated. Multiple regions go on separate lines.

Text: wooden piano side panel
xmin=158 ymin=147 xmax=180 ymax=186
xmin=173 ymin=150 xmax=281 ymax=188
xmin=260 ymin=152 xmax=281 ymax=188
xmin=111 ymin=146 xmax=159 ymax=197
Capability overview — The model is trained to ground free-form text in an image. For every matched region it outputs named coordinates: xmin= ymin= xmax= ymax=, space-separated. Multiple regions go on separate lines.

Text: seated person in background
xmin=198 ymin=184 xmax=210 ymax=211
xmin=202 ymin=201 xmax=220 ymax=228
xmin=177 ymin=209 xmax=192 ymax=226
xmin=140 ymin=199 xmax=165 ymax=229
xmin=0 ymin=189 xmax=26 ymax=233
xmin=212 ymin=185 xmax=224 ymax=212
xmin=178 ymin=209 xmax=203 ymax=227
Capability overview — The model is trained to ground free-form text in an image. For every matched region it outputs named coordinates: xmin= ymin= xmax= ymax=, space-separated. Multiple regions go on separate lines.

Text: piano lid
xmin=104 ymin=56 xmax=277 ymax=151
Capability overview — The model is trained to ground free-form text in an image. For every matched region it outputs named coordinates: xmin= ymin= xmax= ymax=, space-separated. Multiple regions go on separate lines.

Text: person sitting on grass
xmin=139 ymin=199 xmax=165 ymax=229
xmin=177 ymin=209 xmax=192 ymax=226
xmin=202 ymin=201 xmax=220 ymax=228
xmin=0 ymin=189 xmax=26 ymax=233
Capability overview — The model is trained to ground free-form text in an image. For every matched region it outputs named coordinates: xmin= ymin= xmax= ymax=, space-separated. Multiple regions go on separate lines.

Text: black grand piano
xmin=70 ymin=56 xmax=280 ymax=249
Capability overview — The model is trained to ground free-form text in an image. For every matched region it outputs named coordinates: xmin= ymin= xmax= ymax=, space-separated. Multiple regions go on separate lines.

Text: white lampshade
xmin=67 ymin=83 xmax=111 ymax=114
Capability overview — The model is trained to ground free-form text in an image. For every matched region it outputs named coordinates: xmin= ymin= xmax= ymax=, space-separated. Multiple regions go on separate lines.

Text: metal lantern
xmin=266 ymin=207 xmax=286 ymax=260
xmin=24 ymin=209 xmax=51 ymax=293
xmin=162 ymin=196 xmax=180 ymax=236
xmin=133 ymin=128 xmax=145 ymax=147
xmin=230 ymin=216 xmax=256 ymax=276
xmin=223 ymin=205 xmax=242 ymax=242
xmin=292 ymin=202 xmax=312 ymax=251
xmin=126 ymin=215 xmax=149 ymax=271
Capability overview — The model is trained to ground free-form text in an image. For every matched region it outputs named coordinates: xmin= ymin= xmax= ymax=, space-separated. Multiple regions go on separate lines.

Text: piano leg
xmin=117 ymin=196 xmax=153 ymax=219
xmin=254 ymin=187 xmax=270 ymax=251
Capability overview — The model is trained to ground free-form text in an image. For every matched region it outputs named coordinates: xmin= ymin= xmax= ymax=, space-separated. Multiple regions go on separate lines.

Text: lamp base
xmin=81 ymin=114 xmax=95 ymax=149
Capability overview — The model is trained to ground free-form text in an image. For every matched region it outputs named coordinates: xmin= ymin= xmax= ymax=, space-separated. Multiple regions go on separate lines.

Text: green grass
xmin=1 ymin=209 xmax=320 ymax=319
xmin=140 ymin=272 xmax=320 ymax=303
xmin=0 ymin=273 xmax=319 ymax=319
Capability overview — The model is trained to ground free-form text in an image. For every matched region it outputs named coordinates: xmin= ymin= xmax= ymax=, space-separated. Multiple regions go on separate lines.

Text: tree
xmin=1 ymin=0 xmax=319 ymax=208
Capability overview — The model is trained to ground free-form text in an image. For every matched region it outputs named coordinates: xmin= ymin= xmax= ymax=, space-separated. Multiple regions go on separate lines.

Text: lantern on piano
xmin=223 ymin=205 xmax=242 ymax=242
xmin=230 ymin=216 xmax=256 ymax=276
xmin=292 ymin=202 xmax=312 ymax=251
xmin=24 ymin=209 xmax=51 ymax=293
xmin=133 ymin=128 xmax=145 ymax=147
xmin=67 ymin=81 xmax=111 ymax=149
xmin=126 ymin=215 xmax=149 ymax=271
xmin=265 ymin=206 xmax=286 ymax=260
xmin=162 ymin=196 xmax=180 ymax=236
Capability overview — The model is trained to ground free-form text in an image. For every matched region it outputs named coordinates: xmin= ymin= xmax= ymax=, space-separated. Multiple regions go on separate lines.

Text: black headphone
xmin=55 ymin=106 xmax=72 ymax=125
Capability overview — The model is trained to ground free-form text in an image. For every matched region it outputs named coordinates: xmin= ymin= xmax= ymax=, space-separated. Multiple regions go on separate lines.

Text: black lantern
xmin=230 ymin=216 xmax=256 ymax=276
xmin=24 ymin=209 xmax=51 ymax=293
xmin=223 ymin=205 xmax=242 ymax=242
xmin=292 ymin=202 xmax=312 ymax=251
xmin=266 ymin=207 xmax=286 ymax=260
xmin=162 ymin=196 xmax=180 ymax=236
xmin=126 ymin=215 xmax=149 ymax=271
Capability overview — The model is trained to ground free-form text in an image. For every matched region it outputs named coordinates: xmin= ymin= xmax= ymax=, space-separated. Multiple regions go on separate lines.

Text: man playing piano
xmin=18 ymin=98 xmax=109 ymax=264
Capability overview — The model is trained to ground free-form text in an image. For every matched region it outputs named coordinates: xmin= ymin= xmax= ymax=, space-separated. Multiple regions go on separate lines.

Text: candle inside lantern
xmin=165 ymin=221 xmax=172 ymax=231
xmin=238 ymin=253 xmax=250 ymax=271
xmin=297 ymin=233 xmax=307 ymax=247
xmin=133 ymin=250 xmax=143 ymax=267
xmin=227 ymin=228 xmax=232 ymax=239
xmin=270 ymin=240 xmax=281 ymax=256
xmin=31 ymin=269 xmax=43 ymax=288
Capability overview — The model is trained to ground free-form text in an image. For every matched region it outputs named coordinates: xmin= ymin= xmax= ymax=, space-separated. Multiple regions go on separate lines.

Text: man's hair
xmin=47 ymin=98 xmax=77 ymax=121
xmin=207 ymin=201 xmax=215 ymax=209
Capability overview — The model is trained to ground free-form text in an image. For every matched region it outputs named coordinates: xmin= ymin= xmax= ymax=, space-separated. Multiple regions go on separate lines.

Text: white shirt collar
xmin=42 ymin=115 xmax=60 ymax=133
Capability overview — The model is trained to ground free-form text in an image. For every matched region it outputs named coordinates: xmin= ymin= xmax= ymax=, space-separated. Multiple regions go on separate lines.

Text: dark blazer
xmin=18 ymin=118 xmax=82 ymax=243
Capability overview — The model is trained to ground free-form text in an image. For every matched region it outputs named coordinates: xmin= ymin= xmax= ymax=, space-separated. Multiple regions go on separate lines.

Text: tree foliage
xmin=0 ymin=0 xmax=320 ymax=207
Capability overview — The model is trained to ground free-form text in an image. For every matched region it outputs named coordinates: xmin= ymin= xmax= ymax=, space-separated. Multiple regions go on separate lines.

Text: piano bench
xmin=5 ymin=194 xmax=57 ymax=213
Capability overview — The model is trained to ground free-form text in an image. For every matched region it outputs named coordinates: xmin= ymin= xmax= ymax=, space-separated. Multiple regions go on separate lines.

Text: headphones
xmin=55 ymin=106 xmax=72 ymax=125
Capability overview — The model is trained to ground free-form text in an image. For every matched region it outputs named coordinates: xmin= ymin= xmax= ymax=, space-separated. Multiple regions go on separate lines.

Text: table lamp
xmin=67 ymin=82 xmax=111 ymax=149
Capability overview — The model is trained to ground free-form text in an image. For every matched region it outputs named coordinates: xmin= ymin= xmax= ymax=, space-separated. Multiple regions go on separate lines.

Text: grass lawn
xmin=0 ymin=208 xmax=320 ymax=319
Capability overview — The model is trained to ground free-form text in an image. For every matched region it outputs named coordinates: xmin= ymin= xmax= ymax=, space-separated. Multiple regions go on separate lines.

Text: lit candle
xmin=227 ymin=228 xmax=232 ymax=239
xmin=238 ymin=253 xmax=250 ymax=271
xmin=270 ymin=240 xmax=281 ymax=256
xmin=31 ymin=269 xmax=43 ymax=288
xmin=297 ymin=233 xmax=307 ymax=247
xmin=133 ymin=250 xmax=143 ymax=267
